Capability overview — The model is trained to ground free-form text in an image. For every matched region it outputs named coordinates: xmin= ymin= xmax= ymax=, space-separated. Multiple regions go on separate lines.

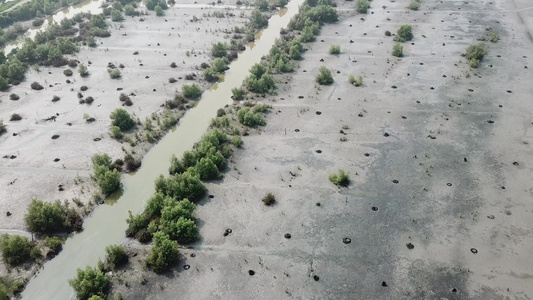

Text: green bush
xmin=126 ymin=211 xmax=150 ymax=237
xmin=232 ymin=136 xmax=243 ymax=147
xmin=465 ymin=43 xmax=487 ymax=68
xmin=212 ymin=57 xmax=229 ymax=73
xmin=0 ymin=285 xmax=7 ymax=300
xmin=211 ymin=42 xmax=227 ymax=58
xmin=159 ymin=199 xmax=197 ymax=242
xmin=105 ymin=244 xmax=128 ymax=270
xmin=392 ymin=43 xmax=403 ymax=57
xmin=107 ymin=68 xmax=121 ymax=79
xmin=0 ymin=121 xmax=5 ymax=136
xmin=155 ymin=5 xmax=164 ymax=16
xmin=329 ymin=169 xmax=350 ymax=187
xmin=154 ymin=170 xmax=206 ymax=202
xmin=63 ymin=69 xmax=73 ymax=76
xmin=92 ymin=153 xmax=121 ymax=195
xmin=45 ymin=236 xmax=63 ymax=253
xmin=0 ymin=234 xmax=40 ymax=266
xmin=25 ymin=199 xmax=67 ymax=233
xmin=109 ymin=126 xmax=123 ymax=139
xmin=408 ymin=1 xmax=420 ymax=10
xmin=348 ymin=74 xmax=363 ymax=87
xmin=316 ymin=66 xmax=333 ymax=85
xmin=68 ymin=266 xmax=110 ymax=300
xmin=110 ymin=108 xmax=135 ymax=131
xmin=204 ymin=67 xmax=219 ymax=82
xmin=182 ymin=84 xmax=202 ymax=99
xmin=395 ymin=24 xmax=413 ymax=42
xmin=146 ymin=231 xmax=179 ymax=273
xmin=356 ymin=0 xmax=370 ymax=13
xmin=262 ymin=193 xmax=275 ymax=205
xmin=237 ymin=107 xmax=266 ymax=127
xmin=111 ymin=10 xmax=124 ymax=21
xmin=78 ymin=63 xmax=89 ymax=77
xmin=250 ymin=8 xmax=267 ymax=29
xmin=231 ymin=87 xmax=245 ymax=100
xmin=329 ymin=44 xmax=340 ymax=55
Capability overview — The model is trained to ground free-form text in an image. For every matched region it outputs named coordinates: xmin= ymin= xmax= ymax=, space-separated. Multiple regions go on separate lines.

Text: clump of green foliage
xmin=25 ymin=199 xmax=82 ymax=233
xmin=104 ymin=245 xmax=128 ymax=270
xmin=0 ymin=234 xmax=41 ymax=267
xmin=395 ymin=25 xmax=413 ymax=42
xmin=356 ymin=0 xmax=370 ymax=13
xmin=262 ymin=193 xmax=275 ymax=206
xmin=0 ymin=121 xmax=6 ymax=135
xmin=68 ymin=266 xmax=110 ymax=300
xmin=245 ymin=63 xmax=276 ymax=94
xmin=465 ymin=43 xmax=487 ymax=68
xmin=408 ymin=1 xmax=420 ymax=10
xmin=107 ymin=68 xmax=121 ymax=79
xmin=348 ymin=75 xmax=363 ymax=87
xmin=110 ymin=108 xmax=135 ymax=132
xmin=237 ymin=103 xmax=269 ymax=127
xmin=329 ymin=169 xmax=350 ymax=187
xmin=145 ymin=232 xmax=179 ymax=273
xmin=182 ymin=84 xmax=202 ymax=99
xmin=316 ymin=66 xmax=333 ymax=85
xmin=92 ymin=153 xmax=121 ymax=195
xmin=392 ymin=43 xmax=403 ymax=57
xmin=329 ymin=44 xmax=341 ymax=55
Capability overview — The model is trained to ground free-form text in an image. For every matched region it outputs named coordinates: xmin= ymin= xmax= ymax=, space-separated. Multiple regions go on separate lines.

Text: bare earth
xmin=0 ymin=2 xmax=250 ymax=232
xmin=111 ymin=0 xmax=533 ymax=299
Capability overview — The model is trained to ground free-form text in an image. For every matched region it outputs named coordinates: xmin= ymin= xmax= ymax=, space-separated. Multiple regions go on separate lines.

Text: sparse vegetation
xmin=182 ymin=84 xmax=202 ymax=99
xmin=104 ymin=245 xmax=128 ymax=270
xmin=408 ymin=1 xmax=420 ymax=10
xmin=329 ymin=169 xmax=350 ymax=187
xmin=316 ymin=66 xmax=334 ymax=85
xmin=107 ymin=68 xmax=121 ymax=79
xmin=63 ymin=69 xmax=73 ymax=76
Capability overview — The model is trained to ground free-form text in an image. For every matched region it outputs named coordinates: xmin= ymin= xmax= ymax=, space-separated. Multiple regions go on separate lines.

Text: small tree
xmin=392 ymin=43 xmax=403 ymax=57
xmin=329 ymin=44 xmax=341 ymax=55
xmin=155 ymin=5 xmax=164 ymax=16
xmin=111 ymin=10 xmax=124 ymax=22
xmin=395 ymin=25 xmax=413 ymax=42
xmin=145 ymin=231 xmax=179 ymax=273
xmin=44 ymin=236 xmax=63 ymax=253
xmin=25 ymin=199 xmax=67 ymax=233
xmin=356 ymin=0 xmax=370 ymax=13
xmin=97 ymin=169 xmax=121 ymax=195
xmin=211 ymin=42 xmax=227 ymax=58
xmin=316 ymin=66 xmax=334 ymax=85
xmin=0 ymin=234 xmax=40 ymax=266
xmin=329 ymin=169 xmax=350 ymax=187
xmin=231 ymin=87 xmax=245 ymax=100
xmin=105 ymin=245 xmax=128 ymax=270
xmin=182 ymin=84 xmax=202 ymax=99
xmin=465 ymin=43 xmax=487 ymax=68
xmin=110 ymin=108 xmax=135 ymax=131
xmin=68 ymin=266 xmax=110 ymax=300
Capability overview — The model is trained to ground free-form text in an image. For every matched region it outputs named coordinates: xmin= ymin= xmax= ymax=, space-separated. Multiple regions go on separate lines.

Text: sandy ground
xmin=111 ymin=0 xmax=533 ymax=299
xmin=0 ymin=3 xmax=250 ymax=230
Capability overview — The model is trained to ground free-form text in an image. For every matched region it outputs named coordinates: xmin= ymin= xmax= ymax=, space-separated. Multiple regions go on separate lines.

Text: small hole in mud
xmin=316 ymin=111 xmax=322 ymax=115
xmin=284 ymin=233 xmax=291 ymax=239
xmin=364 ymin=153 xmax=370 ymax=157
xmin=343 ymin=238 xmax=351 ymax=244
xmin=295 ymin=129 xmax=300 ymax=132
xmin=501 ymin=186 xmax=505 ymax=189
xmin=507 ymin=90 xmax=512 ymax=93
xmin=401 ymin=116 xmax=407 ymax=119
xmin=430 ymin=87 xmax=434 ymax=90
xmin=406 ymin=243 xmax=414 ymax=250
xmin=381 ymin=281 xmax=388 ymax=287
xmin=470 ymin=248 xmax=478 ymax=254
xmin=372 ymin=206 xmax=378 ymax=211
xmin=54 ymin=158 xmax=60 ymax=162
xmin=315 ymin=150 xmax=322 ymax=153
xmin=316 ymin=202 xmax=321 ymax=206
xmin=51 ymin=135 xmax=60 ymax=139
xmin=392 ymin=180 xmax=399 ymax=184
xmin=224 ymin=229 xmax=232 ymax=237
xmin=487 ymin=215 xmax=495 ymax=219
xmin=288 ymin=185 xmax=292 ymax=187
xmin=512 ymin=161 xmax=519 ymax=166
xmin=209 ymin=195 xmax=214 ymax=198
xmin=93 ymin=138 xmax=101 ymax=142
xmin=391 ymin=85 xmax=397 ymax=89
xmin=487 ymin=120 xmax=494 ymax=124
xmin=468 ymin=89 xmax=474 ymax=92
xmin=452 ymin=288 xmax=457 ymax=293
xmin=183 ymin=265 xmax=190 ymax=270
xmin=358 ymin=114 xmax=364 ymax=117
xmin=313 ymin=275 xmax=320 ymax=281
xmin=248 ymin=270 xmax=255 ymax=276
xmin=190 ymin=253 xmax=196 ymax=257
xmin=383 ymin=133 xmax=389 ymax=137
xmin=447 ymin=183 xmax=452 ymax=186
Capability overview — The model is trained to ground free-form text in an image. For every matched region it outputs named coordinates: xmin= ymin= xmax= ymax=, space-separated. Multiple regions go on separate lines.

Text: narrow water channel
xmin=21 ymin=0 xmax=304 ymax=298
